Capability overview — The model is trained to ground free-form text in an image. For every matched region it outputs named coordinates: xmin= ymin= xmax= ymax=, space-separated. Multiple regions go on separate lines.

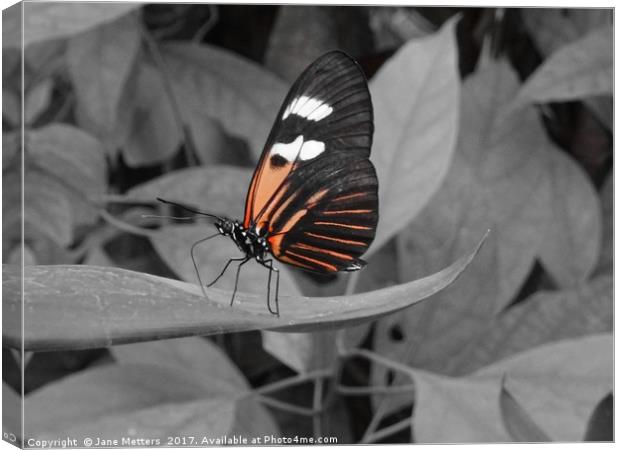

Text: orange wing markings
xmin=243 ymin=169 xmax=259 ymax=227
xmin=257 ymin=185 xmax=288 ymax=226
xmin=305 ymin=188 xmax=329 ymax=208
xmin=285 ymin=250 xmax=338 ymax=272
xmin=313 ymin=221 xmax=373 ymax=230
xmin=277 ymin=253 xmax=316 ymax=271
xmin=253 ymin=160 xmax=294 ymax=221
xmin=267 ymin=187 xmax=298 ymax=228
xmin=322 ymin=209 xmax=372 ymax=215
xmin=291 ymin=242 xmax=353 ymax=260
xmin=304 ymin=232 xmax=367 ymax=247
xmin=331 ymin=192 xmax=367 ymax=203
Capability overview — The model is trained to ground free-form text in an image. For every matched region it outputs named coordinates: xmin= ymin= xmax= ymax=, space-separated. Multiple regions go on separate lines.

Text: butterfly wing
xmin=244 ymin=50 xmax=378 ymax=273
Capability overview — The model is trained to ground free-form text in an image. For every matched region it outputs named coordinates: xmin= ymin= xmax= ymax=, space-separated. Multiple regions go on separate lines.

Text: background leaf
xmin=127 ymin=166 xmax=251 ymax=218
xmin=369 ymin=17 xmax=460 ymax=255
xmin=162 ymin=42 xmax=287 ymax=161
xmin=500 ymin=378 xmax=551 ymax=442
xmin=24 ymin=364 xmax=237 ymax=441
xmin=513 ymin=26 xmax=612 ymax=108
xmin=67 ymin=11 xmax=142 ymax=145
xmin=447 ymin=275 xmax=612 ymax=375
xmin=117 ymin=61 xmax=182 ymax=166
xmin=25 ymin=78 xmax=53 ymax=125
xmin=3 ymin=235 xmax=483 ymax=351
xmin=537 ymin=146 xmax=601 ymax=287
xmin=4 ymin=3 xmax=141 ymax=48
xmin=594 ymin=173 xmax=612 ymax=277
xmin=410 ymin=334 xmax=612 ymax=442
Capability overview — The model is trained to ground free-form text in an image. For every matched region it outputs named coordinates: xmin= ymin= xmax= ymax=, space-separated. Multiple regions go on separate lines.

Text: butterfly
xmin=158 ymin=50 xmax=378 ymax=317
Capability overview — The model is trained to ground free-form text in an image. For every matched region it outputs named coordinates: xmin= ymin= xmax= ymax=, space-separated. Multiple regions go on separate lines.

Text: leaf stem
xmin=336 ymin=383 xmax=415 ymax=396
xmin=256 ymin=395 xmax=319 ymax=417
xmin=252 ymin=369 xmax=332 ymax=396
xmin=313 ymin=378 xmax=324 ymax=437
xmin=361 ymin=417 xmax=411 ymax=444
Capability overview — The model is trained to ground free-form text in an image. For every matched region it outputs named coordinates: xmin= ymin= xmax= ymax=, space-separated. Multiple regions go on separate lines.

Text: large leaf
xmin=3 ymin=233 xmax=484 ymax=351
xmin=513 ymin=26 xmax=612 ymax=108
xmin=447 ymin=275 xmax=612 ymax=375
xmin=24 ymin=363 xmax=236 ymax=441
xmin=4 ymin=3 xmax=140 ymax=48
xmin=117 ymin=61 xmax=183 ymax=166
xmin=67 ymin=12 xmax=141 ymax=143
xmin=369 ymin=17 xmax=459 ymax=255
xmin=410 ymin=334 xmax=612 ymax=442
xmin=3 ymin=383 xmax=21 ymax=443
xmin=537 ymin=147 xmax=601 ymax=287
xmin=373 ymin=59 xmax=550 ymax=393
xmin=24 ymin=78 xmax=53 ymax=126
xmin=161 ymin=42 xmax=287 ymax=160
xmin=500 ymin=380 xmax=551 ymax=442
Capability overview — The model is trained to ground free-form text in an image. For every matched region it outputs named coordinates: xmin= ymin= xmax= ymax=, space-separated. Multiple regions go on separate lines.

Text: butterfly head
xmin=215 ymin=218 xmax=236 ymax=236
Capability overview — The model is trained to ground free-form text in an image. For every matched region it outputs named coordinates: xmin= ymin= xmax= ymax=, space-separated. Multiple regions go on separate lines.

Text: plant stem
xmin=361 ymin=417 xmax=411 ymax=444
xmin=336 ymin=383 xmax=415 ymax=396
xmin=313 ymin=378 xmax=324 ymax=437
xmin=252 ymin=369 xmax=332 ymax=396
xmin=256 ymin=395 xmax=318 ymax=417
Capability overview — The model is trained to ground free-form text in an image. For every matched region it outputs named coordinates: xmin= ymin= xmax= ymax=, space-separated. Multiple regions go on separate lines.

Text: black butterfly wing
xmin=239 ymin=51 xmax=378 ymax=273
xmin=267 ymin=154 xmax=378 ymax=273
xmin=243 ymin=51 xmax=374 ymax=231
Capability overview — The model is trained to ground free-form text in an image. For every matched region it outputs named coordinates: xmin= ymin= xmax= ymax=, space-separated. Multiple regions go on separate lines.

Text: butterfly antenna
xmin=157 ymin=197 xmax=222 ymax=221
xmin=142 ymin=214 xmax=194 ymax=221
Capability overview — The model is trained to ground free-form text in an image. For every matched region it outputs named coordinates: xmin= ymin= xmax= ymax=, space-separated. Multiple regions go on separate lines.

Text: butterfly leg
xmin=230 ymin=257 xmax=251 ymax=307
xmin=262 ymin=259 xmax=280 ymax=317
xmin=208 ymin=256 xmax=247 ymax=288
xmin=190 ymin=232 xmax=221 ymax=299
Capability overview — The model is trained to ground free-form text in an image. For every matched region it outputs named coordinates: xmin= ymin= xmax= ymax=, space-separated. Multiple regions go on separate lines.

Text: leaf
xmin=521 ymin=8 xmax=612 ymax=57
xmin=369 ymin=17 xmax=460 ymax=255
xmin=161 ymin=42 xmax=287 ymax=160
xmin=117 ymin=61 xmax=183 ymax=166
xmin=24 ymin=363 xmax=236 ymax=440
xmin=112 ymin=338 xmax=249 ymax=395
xmin=127 ymin=166 xmax=251 ymax=219
xmin=67 ymin=12 xmax=141 ymax=143
xmin=26 ymin=124 xmax=106 ymax=197
xmin=3 ymin=232 xmax=485 ymax=351
xmin=26 ymin=124 xmax=106 ymax=225
xmin=25 ymin=78 xmax=53 ymax=125
xmin=538 ymin=147 xmax=601 ymax=287
xmin=18 ymin=171 xmax=74 ymax=246
xmin=3 ymin=2 xmax=141 ymax=48
xmin=594 ymin=173 xmax=612 ymax=277
xmin=2 ymin=87 xmax=20 ymax=128
xmin=111 ymin=337 xmax=281 ymax=437
xmin=513 ymin=27 xmax=612 ymax=108
xmin=373 ymin=59 xmax=551 ymax=396
xmin=447 ymin=275 xmax=612 ymax=375
xmin=476 ymin=334 xmax=612 ymax=441
xmin=584 ymin=392 xmax=613 ymax=441
xmin=2 ymin=131 xmax=19 ymax=169
xmin=500 ymin=377 xmax=551 ymax=442
xmin=410 ymin=334 xmax=612 ymax=442
xmin=265 ymin=6 xmax=340 ymax=82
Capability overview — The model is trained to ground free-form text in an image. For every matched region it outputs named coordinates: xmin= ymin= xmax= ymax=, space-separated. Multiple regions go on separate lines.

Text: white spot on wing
xmin=300 ymin=140 xmax=325 ymax=160
xmin=270 ymin=135 xmax=304 ymax=162
xmin=282 ymin=95 xmax=333 ymax=122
